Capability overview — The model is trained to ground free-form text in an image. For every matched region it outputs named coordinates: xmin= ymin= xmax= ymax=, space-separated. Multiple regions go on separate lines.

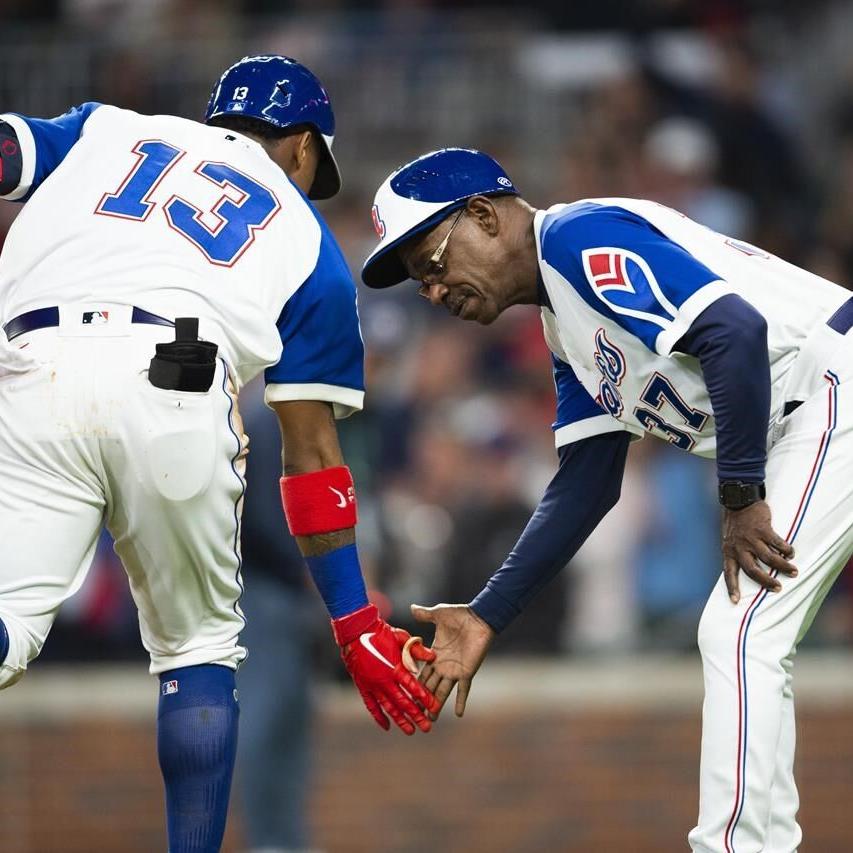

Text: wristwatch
xmin=718 ymin=481 xmax=766 ymax=511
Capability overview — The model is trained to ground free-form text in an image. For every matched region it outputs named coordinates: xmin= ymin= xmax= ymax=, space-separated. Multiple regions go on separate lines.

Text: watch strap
xmin=718 ymin=481 xmax=766 ymax=511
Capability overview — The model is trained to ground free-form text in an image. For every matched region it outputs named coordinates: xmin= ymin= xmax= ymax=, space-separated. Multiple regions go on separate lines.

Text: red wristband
xmin=280 ymin=465 xmax=358 ymax=536
xmin=331 ymin=603 xmax=379 ymax=646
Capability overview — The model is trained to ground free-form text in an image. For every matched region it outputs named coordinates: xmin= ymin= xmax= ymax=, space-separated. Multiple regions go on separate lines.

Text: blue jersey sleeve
xmin=540 ymin=203 xmax=733 ymax=355
xmin=264 ymin=215 xmax=365 ymax=419
xmin=551 ymin=353 xmax=641 ymax=447
xmin=0 ymin=102 xmax=102 ymax=202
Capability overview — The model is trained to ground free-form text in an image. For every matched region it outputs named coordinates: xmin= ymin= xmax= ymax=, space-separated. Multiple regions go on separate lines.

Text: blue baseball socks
xmin=157 ymin=664 xmax=239 ymax=853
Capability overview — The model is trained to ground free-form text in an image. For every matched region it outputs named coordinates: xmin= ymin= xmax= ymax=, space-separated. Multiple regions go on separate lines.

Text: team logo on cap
xmin=262 ymin=80 xmax=292 ymax=117
xmin=497 ymin=176 xmax=512 ymax=187
xmin=371 ymin=204 xmax=386 ymax=239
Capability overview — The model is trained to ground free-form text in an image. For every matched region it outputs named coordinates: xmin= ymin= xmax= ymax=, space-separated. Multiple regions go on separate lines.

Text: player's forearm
xmin=470 ymin=431 xmax=630 ymax=633
xmin=273 ymin=399 xmax=367 ymax=615
xmin=274 ymin=398 xmax=344 ymax=476
xmin=676 ymin=294 xmax=770 ymax=483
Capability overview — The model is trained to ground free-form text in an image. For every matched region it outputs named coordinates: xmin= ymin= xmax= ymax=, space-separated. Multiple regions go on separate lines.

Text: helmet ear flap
xmin=309 ymin=134 xmax=342 ymax=200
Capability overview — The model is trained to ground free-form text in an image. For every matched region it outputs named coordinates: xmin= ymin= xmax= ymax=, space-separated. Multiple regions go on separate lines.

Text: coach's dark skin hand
xmin=722 ymin=500 xmax=797 ymax=604
xmin=410 ymin=603 xmax=495 ymax=718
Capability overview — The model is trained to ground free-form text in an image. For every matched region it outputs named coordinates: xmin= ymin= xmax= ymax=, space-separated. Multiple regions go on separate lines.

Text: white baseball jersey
xmin=538 ymin=199 xmax=850 ymax=454
xmin=0 ymin=102 xmax=364 ymax=415
xmin=533 ymin=198 xmax=853 ymax=852
xmin=0 ymin=103 xmax=362 ymax=685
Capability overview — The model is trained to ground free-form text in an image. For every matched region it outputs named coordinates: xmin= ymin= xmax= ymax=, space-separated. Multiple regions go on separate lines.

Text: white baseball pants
xmin=689 ymin=332 xmax=853 ymax=852
xmin=0 ymin=305 xmax=247 ymax=687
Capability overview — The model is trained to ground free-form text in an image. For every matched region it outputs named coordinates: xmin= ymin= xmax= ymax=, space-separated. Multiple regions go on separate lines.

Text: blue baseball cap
xmin=205 ymin=55 xmax=341 ymax=199
xmin=362 ymin=148 xmax=518 ymax=288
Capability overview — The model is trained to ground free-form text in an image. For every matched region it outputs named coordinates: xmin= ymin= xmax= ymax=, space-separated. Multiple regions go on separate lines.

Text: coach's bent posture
xmin=0 ymin=56 xmax=437 ymax=853
xmin=362 ymin=148 xmax=853 ymax=852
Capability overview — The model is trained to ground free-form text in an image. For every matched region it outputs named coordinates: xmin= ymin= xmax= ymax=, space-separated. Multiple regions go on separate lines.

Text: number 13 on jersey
xmin=95 ymin=139 xmax=280 ymax=266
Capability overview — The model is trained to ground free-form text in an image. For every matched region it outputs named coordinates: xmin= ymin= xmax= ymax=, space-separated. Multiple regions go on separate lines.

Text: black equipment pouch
xmin=148 ymin=317 xmax=218 ymax=392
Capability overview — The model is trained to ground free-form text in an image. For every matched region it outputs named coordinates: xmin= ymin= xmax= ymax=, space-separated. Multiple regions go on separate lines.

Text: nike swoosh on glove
xmin=332 ymin=603 xmax=440 ymax=735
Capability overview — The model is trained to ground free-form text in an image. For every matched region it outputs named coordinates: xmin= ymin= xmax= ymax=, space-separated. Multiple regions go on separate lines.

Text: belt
xmin=3 ymin=306 xmax=174 ymax=342
xmin=782 ymin=295 xmax=853 ymax=417
xmin=827 ymin=296 xmax=853 ymax=335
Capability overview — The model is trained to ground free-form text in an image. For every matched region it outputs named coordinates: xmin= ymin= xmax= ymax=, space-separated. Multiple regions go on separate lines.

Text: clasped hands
xmin=343 ymin=499 xmax=798 ymax=734
xmin=336 ymin=601 xmax=494 ymax=735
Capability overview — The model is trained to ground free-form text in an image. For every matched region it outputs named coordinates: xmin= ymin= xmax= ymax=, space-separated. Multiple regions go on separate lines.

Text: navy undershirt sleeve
xmin=0 ymin=122 xmax=22 ymax=196
xmin=470 ymin=431 xmax=630 ymax=633
xmin=675 ymin=293 xmax=769 ymax=483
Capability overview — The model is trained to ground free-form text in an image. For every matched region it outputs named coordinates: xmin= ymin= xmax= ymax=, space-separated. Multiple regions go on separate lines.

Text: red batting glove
xmin=332 ymin=604 xmax=440 ymax=735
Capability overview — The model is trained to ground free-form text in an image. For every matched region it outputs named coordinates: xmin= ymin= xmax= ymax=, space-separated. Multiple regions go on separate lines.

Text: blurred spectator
xmin=442 ymin=425 xmax=567 ymax=653
xmin=642 ymin=37 xmax=813 ymax=256
xmin=642 ymin=116 xmax=753 ymax=235
xmin=377 ymin=410 xmax=469 ymax=623
xmin=633 ymin=441 xmax=720 ymax=650
xmin=556 ymin=70 xmax=658 ymax=204
xmin=566 ymin=444 xmax=646 ymax=654
xmin=814 ymin=129 xmax=853 ymax=288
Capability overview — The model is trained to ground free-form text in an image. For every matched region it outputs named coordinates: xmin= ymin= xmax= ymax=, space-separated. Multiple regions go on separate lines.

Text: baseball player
xmin=361 ymin=148 xmax=853 ymax=852
xmin=0 ymin=56 xmax=437 ymax=853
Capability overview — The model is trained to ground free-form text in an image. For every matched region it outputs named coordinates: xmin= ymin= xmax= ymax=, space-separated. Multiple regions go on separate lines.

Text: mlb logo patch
xmin=161 ymin=680 xmax=179 ymax=696
xmin=82 ymin=310 xmax=110 ymax=325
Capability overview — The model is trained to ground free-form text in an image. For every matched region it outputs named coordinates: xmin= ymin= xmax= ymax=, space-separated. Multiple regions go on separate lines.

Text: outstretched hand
xmin=410 ymin=603 xmax=495 ymax=718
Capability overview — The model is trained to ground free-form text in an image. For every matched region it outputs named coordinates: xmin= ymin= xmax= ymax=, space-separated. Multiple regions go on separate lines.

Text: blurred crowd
xmin=4 ymin=0 xmax=853 ymax=668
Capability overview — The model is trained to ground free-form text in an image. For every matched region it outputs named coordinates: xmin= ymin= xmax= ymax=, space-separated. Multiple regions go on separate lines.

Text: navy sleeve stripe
xmin=675 ymin=294 xmax=770 ymax=482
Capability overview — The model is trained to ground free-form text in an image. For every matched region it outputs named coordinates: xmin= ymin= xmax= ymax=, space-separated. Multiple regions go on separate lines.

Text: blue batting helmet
xmin=205 ymin=55 xmax=341 ymax=200
xmin=361 ymin=148 xmax=518 ymax=288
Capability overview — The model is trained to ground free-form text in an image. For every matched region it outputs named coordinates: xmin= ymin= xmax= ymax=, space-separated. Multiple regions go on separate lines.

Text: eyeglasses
xmin=416 ymin=209 xmax=465 ymax=298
